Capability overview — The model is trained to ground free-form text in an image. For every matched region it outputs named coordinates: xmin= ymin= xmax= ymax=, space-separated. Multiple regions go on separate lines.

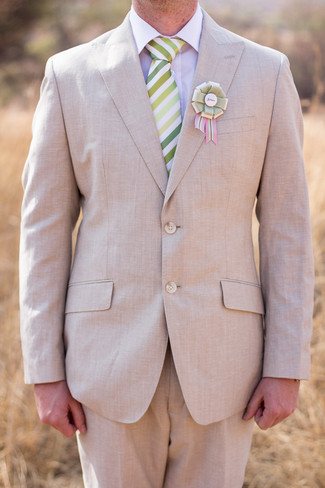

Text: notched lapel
xmin=94 ymin=15 xmax=168 ymax=195
xmin=164 ymin=12 xmax=245 ymax=205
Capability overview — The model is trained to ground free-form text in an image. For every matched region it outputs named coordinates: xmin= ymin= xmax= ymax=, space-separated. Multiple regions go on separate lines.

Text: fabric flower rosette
xmin=192 ymin=82 xmax=228 ymax=145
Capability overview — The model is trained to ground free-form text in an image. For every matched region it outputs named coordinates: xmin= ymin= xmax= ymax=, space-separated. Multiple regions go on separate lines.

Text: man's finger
xmin=69 ymin=399 xmax=87 ymax=434
xmin=254 ymin=406 xmax=279 ymax=430
xmin=242 ymin=390 xmax=263 ymax=421
xmin=56 ymin=413 xmax=78 ymax=438
xmin=254 ymin=405 xmax=264 ymax=423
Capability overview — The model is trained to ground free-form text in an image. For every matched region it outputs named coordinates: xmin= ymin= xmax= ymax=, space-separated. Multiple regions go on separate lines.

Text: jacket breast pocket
xmin=220 ymin=278 xmax=264 ymax=315
xmin=65 ymin=280 xmax=114 ymax=313
xmin=217 ymin=115 xmax=256 ymax=135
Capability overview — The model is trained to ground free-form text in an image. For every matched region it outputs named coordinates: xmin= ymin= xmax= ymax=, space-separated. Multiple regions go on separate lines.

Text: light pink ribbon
xmin=195 ymin=114 xmax=218 ymax=145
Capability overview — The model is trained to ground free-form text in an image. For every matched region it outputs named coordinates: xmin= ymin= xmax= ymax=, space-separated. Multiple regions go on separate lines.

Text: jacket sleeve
xmin=20 ymin=57 xmax=80 ymax=384
xmin=256 ymin=54 xmax=314 ymax=380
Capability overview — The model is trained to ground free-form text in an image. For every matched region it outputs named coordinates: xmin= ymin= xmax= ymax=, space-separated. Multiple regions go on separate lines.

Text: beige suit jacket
xmin=20 ymin=11 xmax=314 ymax=425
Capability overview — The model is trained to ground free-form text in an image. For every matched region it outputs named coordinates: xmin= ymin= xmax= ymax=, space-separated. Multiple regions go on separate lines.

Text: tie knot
xmin=146 ymin=37 xmax=185 ymax=63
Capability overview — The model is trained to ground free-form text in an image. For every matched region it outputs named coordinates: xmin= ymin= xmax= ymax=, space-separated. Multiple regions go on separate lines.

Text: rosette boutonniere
xmin=192 ymin=82 xmax=228 ymax=144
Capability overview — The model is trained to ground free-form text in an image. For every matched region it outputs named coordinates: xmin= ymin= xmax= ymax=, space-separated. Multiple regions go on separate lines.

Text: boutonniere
xmin=192 ymin=82 xmax=228 ymax=145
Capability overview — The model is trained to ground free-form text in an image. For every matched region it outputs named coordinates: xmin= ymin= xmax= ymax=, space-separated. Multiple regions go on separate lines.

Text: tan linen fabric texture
xmin=20 ymin=10 xmax=314 ymax=425
xmin=77 ymin=345 xmax=254 ymax=488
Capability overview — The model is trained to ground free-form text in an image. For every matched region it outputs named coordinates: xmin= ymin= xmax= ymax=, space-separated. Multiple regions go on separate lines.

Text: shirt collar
xmin=129 ymin=3 xmax=203 ymax=54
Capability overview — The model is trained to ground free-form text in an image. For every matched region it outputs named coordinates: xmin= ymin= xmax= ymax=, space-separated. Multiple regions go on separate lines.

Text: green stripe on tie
xmin=158 ymin=109 xmax=181 ymax=137
xmin=149 ymin=40 xmax=172 ymax=61
xmin=164 ymin=145 xmax=177 ymax=165
xmin=151 ymin=83 xmax=176 ymax=111
xmin=154 ymin=94 xmax=180 ymax=122
xmin=146 ymin=61 xmax=165 ymax=84
xmin=148 ymin=69 xmax=171 ymax=98
xmin=161 ymin=123 xmax=182 ymax=150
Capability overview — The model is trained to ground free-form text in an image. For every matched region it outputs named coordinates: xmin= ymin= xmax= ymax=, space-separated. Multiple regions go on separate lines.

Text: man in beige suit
xmin=20 ymin=0 xmax=314 ymax=486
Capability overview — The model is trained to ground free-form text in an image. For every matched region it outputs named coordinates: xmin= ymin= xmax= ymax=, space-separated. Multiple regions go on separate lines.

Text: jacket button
xmin=164 ymin=222 xmax=177 ymax=234
xmin=166 ymin=282 xmax=177 ymax=294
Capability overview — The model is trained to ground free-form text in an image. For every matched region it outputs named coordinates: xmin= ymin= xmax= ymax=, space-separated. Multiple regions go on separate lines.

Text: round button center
xmin=165 ymin=222 xmax=177 ymax=235
xmin=166 ymin=282 xmax=177 ymax=294
xmin=204 ymin=93 xmax=218 ymax=107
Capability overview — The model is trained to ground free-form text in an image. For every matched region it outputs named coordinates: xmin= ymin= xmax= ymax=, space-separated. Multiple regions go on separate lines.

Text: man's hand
xmin=34 ymin=380 xmax=87 ymax=438
xmin=242 ymin=377 xmax=300 ymax=430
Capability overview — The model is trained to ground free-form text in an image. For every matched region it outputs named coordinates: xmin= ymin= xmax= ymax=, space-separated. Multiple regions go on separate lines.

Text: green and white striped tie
xmin=146 ymin=37 xmax=185 ymax=174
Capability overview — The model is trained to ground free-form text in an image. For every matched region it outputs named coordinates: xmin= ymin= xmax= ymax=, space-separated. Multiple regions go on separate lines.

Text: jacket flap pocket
xmin=65 ymin=280 xmax=113 ymax=313
xmin=220 ymin=279 xmax=264 ymax=315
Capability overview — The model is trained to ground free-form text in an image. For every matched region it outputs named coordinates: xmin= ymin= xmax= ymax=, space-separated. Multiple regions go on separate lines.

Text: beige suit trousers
xmin=77 ymin=345 xmax=254 ymax=488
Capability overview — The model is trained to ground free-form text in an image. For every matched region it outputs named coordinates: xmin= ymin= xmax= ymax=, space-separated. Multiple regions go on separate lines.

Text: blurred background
xmin=0 ymin=0 xmax=324 ymax=487
xmin=1 ymin=0 xmax=325 ymax=108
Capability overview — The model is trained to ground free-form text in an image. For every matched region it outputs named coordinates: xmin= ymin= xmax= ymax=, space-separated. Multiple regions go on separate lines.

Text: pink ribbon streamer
xmin=195 ymin=114 xmax=218 ymax=145
xmin=204 ymin=119 xmax=209 ymax=144
xmin=212 ymin=118 xmax=217 ymax=145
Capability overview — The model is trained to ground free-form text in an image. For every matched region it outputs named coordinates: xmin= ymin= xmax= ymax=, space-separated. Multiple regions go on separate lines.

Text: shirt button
xmin=166 ymin=282 xmax=177 ymax=294
xmin=164 ymin=222 xmax=177 ymax=235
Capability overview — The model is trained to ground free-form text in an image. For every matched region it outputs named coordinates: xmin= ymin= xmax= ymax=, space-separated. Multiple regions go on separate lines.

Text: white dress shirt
xmin=129 ymin=4 xmax=203 ymax=118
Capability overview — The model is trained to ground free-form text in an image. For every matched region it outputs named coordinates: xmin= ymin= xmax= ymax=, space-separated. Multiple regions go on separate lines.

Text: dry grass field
xmin=0 ymin=104 xmax=324 ymax=487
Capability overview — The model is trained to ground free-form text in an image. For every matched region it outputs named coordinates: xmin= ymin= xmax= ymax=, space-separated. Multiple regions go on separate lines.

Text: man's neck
xmin=132 ymin=0 xmax=198 ymax=36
